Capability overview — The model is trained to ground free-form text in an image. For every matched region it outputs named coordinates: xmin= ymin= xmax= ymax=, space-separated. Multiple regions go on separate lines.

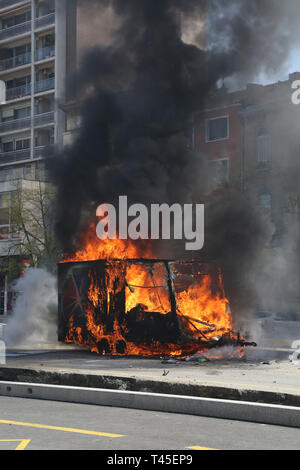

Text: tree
xmin=9 ymin=179 xmax=61 ymax=272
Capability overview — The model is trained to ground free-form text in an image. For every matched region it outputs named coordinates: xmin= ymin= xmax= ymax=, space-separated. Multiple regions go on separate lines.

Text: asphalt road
xmin=0 ymin=396 xmax=299 ymax=450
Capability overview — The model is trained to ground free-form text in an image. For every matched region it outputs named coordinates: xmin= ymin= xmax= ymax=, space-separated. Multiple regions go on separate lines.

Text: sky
xmin=260 ymin=46 xmax=300 ymax=85
xmin=287 ymin=47 xmax=300 ymax=76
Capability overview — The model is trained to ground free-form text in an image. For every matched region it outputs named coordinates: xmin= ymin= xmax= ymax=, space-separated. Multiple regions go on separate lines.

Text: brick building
xmin=194 ymin=73 xmax=300 ymax=217
xmin=194 ymin=86 xmax=245 ymax=189
xmin=194 ymin=73 xmax=300 ymax=312
xmin=241 ymin=73 xmax=300 ymax=225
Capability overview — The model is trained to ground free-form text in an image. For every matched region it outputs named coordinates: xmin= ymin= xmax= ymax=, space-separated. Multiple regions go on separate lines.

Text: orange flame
xmin=63 ymin=222 xmax=152 ymax=262
xmin=63 ymin=223 xmax=242 ymax=358
xmin=175 ymin=275 xmax=232 ymax=338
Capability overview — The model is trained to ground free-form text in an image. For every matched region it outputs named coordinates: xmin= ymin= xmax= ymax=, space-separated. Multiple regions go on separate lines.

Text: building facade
xmin=241 ymin=74 xmax=300 ymax=223
xmin=194 ymin=87 xmax=245 ymax=189
xmin=194 ymin=74 xmax=300 ymax=211
xmin=0 ymin=0 xmax=67 ymax=176
xmin=0 ymin=0 xmax=68 ymax=318
xmin=0 ymin=0 xmax=113 ymax=319
xmin=194 ymin=73 xmax=300 ymax=313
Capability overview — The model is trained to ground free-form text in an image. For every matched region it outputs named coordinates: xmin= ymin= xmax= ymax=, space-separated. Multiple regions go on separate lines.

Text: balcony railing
xmin=0 ymin=0 xmax=30 ymax=10
xmin=35 ymin=12 xmax=55 ymax=30
xmin=6 ymin=83 xmax=31 ymax=100
xmin=35 ymin=46 xmax=55 ymax=62
xmin=0 ymin=148 xmax=30 ymax=164
xmin=0 ymin=20 xmax=31 ymax=41
xmin=34 ymin=111 xmax=54 ymax=126
xmin=0 ymin=116 xmax=31 ymax=133
xmin=35 ymin=77 xmax=54 ymax=93
xmin=0 ymin=52 xmax=31 ymax=71
xmin=34 ymin=144 xmax=54 ymax=158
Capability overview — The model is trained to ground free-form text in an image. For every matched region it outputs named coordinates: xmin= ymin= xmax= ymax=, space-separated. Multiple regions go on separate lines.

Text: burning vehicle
xmin=58 ymin=228 xmax=255 ymax=357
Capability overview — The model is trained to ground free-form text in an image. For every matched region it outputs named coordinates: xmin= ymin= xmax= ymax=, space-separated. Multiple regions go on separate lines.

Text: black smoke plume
xmin=49 ymin=0 xmax=299 ymax=316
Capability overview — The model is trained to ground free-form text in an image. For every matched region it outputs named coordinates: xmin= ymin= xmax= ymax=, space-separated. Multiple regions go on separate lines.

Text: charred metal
xmin=58 ymin=259 xmax=256 ymax=357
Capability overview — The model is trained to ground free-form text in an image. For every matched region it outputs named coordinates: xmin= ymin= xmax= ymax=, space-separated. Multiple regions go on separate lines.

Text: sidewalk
xmin=0 ymin=346 xmax=300 ymax=407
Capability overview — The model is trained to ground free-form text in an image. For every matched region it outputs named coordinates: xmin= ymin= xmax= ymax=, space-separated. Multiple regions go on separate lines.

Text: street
xmin=0 ymin=396 xmax=299 ymax=450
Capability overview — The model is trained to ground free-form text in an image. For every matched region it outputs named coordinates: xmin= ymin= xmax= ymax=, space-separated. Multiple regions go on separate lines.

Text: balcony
xmin=0 ymin=51 xmax=31 ymax=71
xmin=6 ymin=83 xmax=31 ymax=101
xmin=0 ymin=148 xmax=30 ymax=164
xmin=35 ymin=12 xmax=55 ymax=30
xmin=0 ymin=0 xmax=29 ymax=10
xmin=34 ymin=144 xmax=54 ymax=158
xmin=0 ymin=20 xmax=31 ymax=42
xmin=34 ymin=111 xmax=54 ymax=126
xmin=35 ymin=46 xmax=55 ymax=62
xmin=0 ymin=116 xmax=31 ymax=133
xmin=35 ymin=77 xmax=54 ymax=93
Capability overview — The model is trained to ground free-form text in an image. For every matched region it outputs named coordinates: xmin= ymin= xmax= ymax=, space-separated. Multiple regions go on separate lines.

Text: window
xmin=6 ymin=75 xmax=31 ymax=89
xmin=15 ymin=12 xmax=31 ymax=25
xmin=208 ymin=158 xmax=229 ymax=184
xmin=15 ymin=43 xmax=31 ymax=56
xmin=0 ymin=192 xmax=12 ymax=240
xmin=0 ymin=193 xmax=10 ymax=209
xmin=0 ymin=217 xmax=9 ymax=239
xmin=37 ymin=67 xmax=54 ymax=81
xmin=1 ymin=108 xmax=14 ymax=122
xmin=2 ymin=141 xmax=13 ymax=152
xmin=206 ymin=116 xmax=229 ymax=142
xmin=24 ymin=163 xmax=35 ymax=180
xmin=258 ymin=192 xmax=271 ymax=213
xmin=1 ymin=137 xmax=31 ymax=153
xmin=14 ymin=107 xmax=31 ymax=120
xmin=0 ymin=208 xmax=9 ymax=225
xmin=257 ymin=134 xmax=270 ymax=168
xmin=16 ymin=138 xmax=30 ymax=150
xmin=36 ymin=0 xmax=55 ymax=17
xmin=2 ymin=17 xmax=14 ymax=29
xmin=12 ymin=167 xmax=24 ymax=179
xmin=0 ymin=169 xmax=15 ymax=182
xmin=0 ymin=192 xmax=21 ymax=241
xmin=2 ymin=11 xmax=31 ymax=29
xmin=41 ymin=34 xmax=55 ymax=48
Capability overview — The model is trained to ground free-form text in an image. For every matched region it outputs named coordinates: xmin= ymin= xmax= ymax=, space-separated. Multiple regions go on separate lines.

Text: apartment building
xmin=0 ymin=0 xmax=67 ymax=175
xmin=0 ymin=0 xmax=68 ymax=317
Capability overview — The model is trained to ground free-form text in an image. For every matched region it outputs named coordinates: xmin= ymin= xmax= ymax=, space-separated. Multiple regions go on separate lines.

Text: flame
xmin=125 ymin=263 xmax=171 ymax=314
xmin=63 ymin=223 xmax=244 ymax=358
xmin=63 ymin=222 xmax=152 ymax=262
xmin=175 ymin=275 xmax=232 ymax=338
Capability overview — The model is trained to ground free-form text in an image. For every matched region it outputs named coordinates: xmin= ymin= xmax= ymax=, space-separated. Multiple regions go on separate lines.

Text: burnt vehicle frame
xmin=58 ymin=258 xmax=254 ymax=355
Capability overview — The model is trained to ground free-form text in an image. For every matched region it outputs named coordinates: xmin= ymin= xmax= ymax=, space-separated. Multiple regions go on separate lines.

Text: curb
xmin=0 ymin=380 xmax=300 ymax=428
xmin=0 ymin=366 xmax=299 ymax=407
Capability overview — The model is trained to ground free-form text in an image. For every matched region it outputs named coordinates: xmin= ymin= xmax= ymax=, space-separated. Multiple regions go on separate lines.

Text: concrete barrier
xmin=0 ymin=380 xmax=300 ymax=428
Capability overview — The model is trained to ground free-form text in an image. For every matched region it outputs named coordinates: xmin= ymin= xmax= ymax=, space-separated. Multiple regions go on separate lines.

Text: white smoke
xmin=5 ymin=268 xmax=58 ymax=348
